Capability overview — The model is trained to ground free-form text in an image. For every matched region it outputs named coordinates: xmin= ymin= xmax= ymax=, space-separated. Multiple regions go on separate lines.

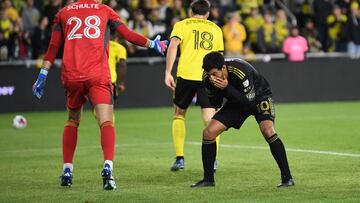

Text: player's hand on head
xmin=165 ymin=73 xmax=176 ymax=91
xmin=150 ymin=35 xmax=168 ymax=55
xmin=32 ymin=68 xmax=48 ymax=99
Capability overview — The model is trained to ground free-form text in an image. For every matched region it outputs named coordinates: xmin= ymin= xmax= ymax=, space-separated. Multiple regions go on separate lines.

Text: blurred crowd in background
xmin=0 ymin=0 xmax=360 ymax=62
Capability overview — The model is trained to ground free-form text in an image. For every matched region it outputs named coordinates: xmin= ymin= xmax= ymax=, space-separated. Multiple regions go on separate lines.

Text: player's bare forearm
xmin=164 ymin=38 xmax=179 ymax=91
xmin=165 ymin=38 xmax=180 ymax=74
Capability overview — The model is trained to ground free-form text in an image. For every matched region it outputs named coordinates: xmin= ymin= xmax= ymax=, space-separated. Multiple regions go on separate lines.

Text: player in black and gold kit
xmin=191 ymin=51 xmax=294 ymax=188
xmin=165 ymin=0 xmax=224 ymax=171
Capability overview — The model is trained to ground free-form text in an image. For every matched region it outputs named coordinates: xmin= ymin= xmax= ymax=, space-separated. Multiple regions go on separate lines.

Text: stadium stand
xmin=0 ymin=0 xmax=359 ymax=61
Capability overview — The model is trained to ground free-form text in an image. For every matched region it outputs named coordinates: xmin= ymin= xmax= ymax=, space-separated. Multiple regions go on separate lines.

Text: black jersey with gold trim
xmin=203 ymin=58 xmax=272 ymax=108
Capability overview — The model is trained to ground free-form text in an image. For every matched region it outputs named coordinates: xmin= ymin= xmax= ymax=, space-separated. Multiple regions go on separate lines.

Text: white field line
xmin=1 ymin=142 xmax=360 ymax=158
xmin=188 ymin=142 xmax=360 ymax=158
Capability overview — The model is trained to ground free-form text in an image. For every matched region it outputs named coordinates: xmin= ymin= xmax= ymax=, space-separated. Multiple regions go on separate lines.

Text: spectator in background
xmin=257 ymin=12 xmax=281 ymax=53
xmin=283 ymin=26 xmax=308 ymax=62
xmin=244 ymin=7 xmax=264 ymax=52
xmin=32 ymin=16 xmax=50 ymax=59
xmin=107 ymin=0 xmax=118 ymax=9
xmin=129 ymin=0 xmax=140 ymax=11
xmin=313 ymin=0 xmax=333 ymax=52
xmin=148 ymin=7 xmax=166 ymax=56
xmin=344 ymin=5 xmax=360 ymax=58
xmin=21 ymin=0 xmax=40 ymax=36
xmin=336 ymin=0 xmax=352 ymax=15
xmin=209 ymin=5 xmax=225 ymax=27
xmin=3 ymin=0 xmax=19 ymax=23
xmin=157 ymin=0 xmax=169 ymax=22
xmin=293 ymin=0 xmax=313 ymax=28
xmin=274 ymin=9 xmax=289 ymax=46
xmin=165 ymin=0 xmax=187 ymax=27
xmin=222 ymin=12 xmax=247 ymax=57
xmin=0 ymin=7 xmax=13 ymax=57
xmin=115 ymin=2 xmax=131 ymax=24
xmin=218 ymin=0 xmax=236 ymax=14
xmin=236 ymin=0 xmax=259 ymax=19
xmin=148 ymin=7 xmax=166 ymax=38
xmin=65 ymin=0 xmax=76 ymax=5
xmin=44 ymin=0 xmax=62 ymax=30
xmin=327 ymin=5 xmax=347 ymax=52
xmin=127 ymin=10 xmax=153 ymax=57
xmin=139 ymin=0 xmax=153 ymax=19
xmin=301 ymin=18 xmax=322 ymax=52
xmin=164 ymin=15 xmax=180 ymax=39
xmin=9 ymin=19 xmax=32 ymax=60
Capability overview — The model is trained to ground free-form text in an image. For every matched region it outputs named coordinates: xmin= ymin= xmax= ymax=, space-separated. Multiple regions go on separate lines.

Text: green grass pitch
xmin=0 ymin=101 xmax=359 ymax=202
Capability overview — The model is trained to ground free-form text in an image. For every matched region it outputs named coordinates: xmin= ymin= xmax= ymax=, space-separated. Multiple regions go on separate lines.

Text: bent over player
xmin=32 ymin=0 xmax=167 ymax=190
xmin=165 ymin=0 xmax=224 ymax=171
xmin=191 ymin=52 xmax=294 ymax=188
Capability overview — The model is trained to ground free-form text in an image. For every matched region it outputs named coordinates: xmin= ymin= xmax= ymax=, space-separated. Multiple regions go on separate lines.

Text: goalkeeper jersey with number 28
xmin=170 ymin=17 xmax=224 ymax=81
xmin=44 ymin=0 xmax=147 ymax=82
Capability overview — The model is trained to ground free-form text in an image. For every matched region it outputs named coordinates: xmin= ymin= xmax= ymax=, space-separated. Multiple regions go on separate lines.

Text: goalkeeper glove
xmin=32 ymin=67 xmax=48 ymax=99
xmin=149 ymin=35 xmax=168 ymax=55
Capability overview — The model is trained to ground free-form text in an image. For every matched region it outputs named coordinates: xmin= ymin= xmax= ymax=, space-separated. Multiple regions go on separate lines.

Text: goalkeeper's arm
xmin=32 ymin=25 xmax=62 ymax=99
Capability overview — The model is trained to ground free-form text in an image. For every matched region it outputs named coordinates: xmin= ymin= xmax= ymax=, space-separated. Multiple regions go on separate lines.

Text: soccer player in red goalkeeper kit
xmin=32 ymin=0 xmax=167 ymax=190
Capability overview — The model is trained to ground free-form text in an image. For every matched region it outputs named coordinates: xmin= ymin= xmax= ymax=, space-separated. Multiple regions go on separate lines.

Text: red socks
xmin=62 ymin=120 xmax=79 ymax=163
xmin=100 ymin=121 xmax=115 ymax=161
xmin=62 ymin=120 xmax=115 ymax=163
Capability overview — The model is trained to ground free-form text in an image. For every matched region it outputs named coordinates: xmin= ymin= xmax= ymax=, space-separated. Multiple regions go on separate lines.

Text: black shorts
xmin=213 ymin=97 xmax=275 ymax=129
xmin=173 ymin=77 xmax=213 ymax=109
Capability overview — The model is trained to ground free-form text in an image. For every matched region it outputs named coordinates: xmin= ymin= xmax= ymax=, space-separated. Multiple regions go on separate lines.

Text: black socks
xmin=267 ymin=134 xmax=292 ymax=181
xmin=202 ymin=139 xmax=217 ymax=182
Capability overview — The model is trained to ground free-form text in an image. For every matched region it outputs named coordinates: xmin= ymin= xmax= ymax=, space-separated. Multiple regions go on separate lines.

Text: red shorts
xmin=63 ymin=76 xmax=113 ymax=110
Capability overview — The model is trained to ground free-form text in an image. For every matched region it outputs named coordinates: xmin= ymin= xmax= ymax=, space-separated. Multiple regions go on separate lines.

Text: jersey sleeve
xmin=170 ymin=21 xmax=183 ymax=40
xmin=43 ymin=12 xmax=63 ymax=63
xmin=107 ymin=7 xmax=148 ymax=47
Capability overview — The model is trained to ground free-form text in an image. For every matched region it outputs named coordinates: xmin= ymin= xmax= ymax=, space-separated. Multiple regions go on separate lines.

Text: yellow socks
xmin=172 ymin=116 xmax=185 ymax=157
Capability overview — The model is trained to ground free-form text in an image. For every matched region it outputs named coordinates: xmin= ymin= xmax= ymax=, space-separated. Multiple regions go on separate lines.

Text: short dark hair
xmin=190 ymin=0 xmax=210 ymax=15
xmin=202 ymin=52 xmax=225 ymax=72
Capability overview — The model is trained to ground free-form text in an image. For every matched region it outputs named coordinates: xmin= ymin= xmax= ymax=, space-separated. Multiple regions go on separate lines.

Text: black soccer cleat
xmin=170 ymin=157 xmax=184 ymax=171
xmin=59 ymin=168 xmax=73 ymax=188
xmin=101 ymin=164 xmax=117 ymax=190
xmin=190 ymin=179 xmax=215 ymax=188
xmin=277 ymin=179 xmax=295 ymax=188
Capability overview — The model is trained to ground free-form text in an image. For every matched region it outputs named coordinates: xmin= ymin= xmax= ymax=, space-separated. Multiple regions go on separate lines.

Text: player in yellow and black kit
xmin=109 ymin=34 xmax=127 ymax=100
xmin=191 ymin=51 xmax=294 ymax=188
xmin=93 ymin=34 xmax=127 ymax=121
xmin=165 ymin=0 xmax=224 ymax=171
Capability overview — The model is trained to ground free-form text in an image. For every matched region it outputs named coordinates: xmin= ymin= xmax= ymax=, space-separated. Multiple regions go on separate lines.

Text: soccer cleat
xmin=170 ymin=157 xmax=184 ymax=171
xmin=190 ymin=179 xmax=215 ymax=188
xmin=101 ymin=164 xmax=117 ymax=190
xmin=59 ymin=168 xmax=73 ymax=188
xmin=277 ymin=179 xmax=295 ymax=188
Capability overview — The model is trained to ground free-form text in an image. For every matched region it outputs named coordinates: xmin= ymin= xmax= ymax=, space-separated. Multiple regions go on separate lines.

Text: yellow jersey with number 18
xmin=170 ymin=17 xmax=224 ymax=81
